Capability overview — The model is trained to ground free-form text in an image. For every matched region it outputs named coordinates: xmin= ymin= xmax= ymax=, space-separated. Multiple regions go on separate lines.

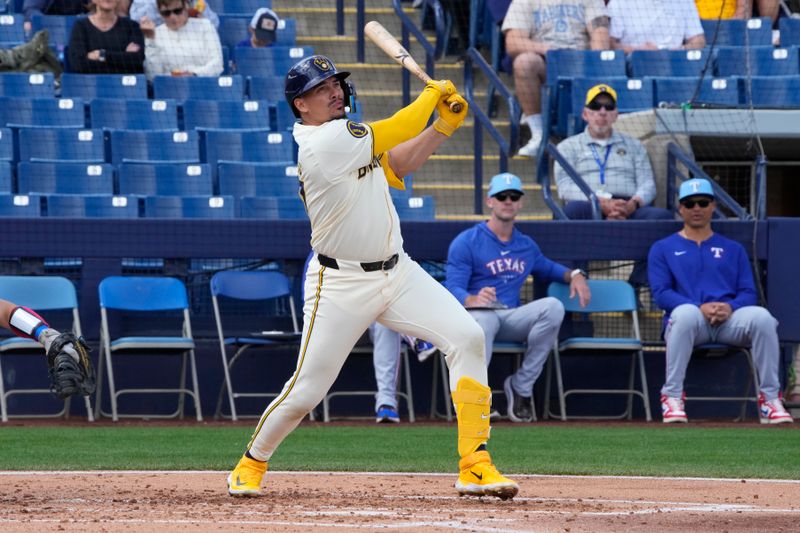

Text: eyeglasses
xmin=494 ymin=192 xmax=522 ymax=202
xmin=586 ymin=100 xmax=616 ymax=111
xmin=681 ymin=199 xmax=712 ymax=209
xmin=159 ymin=6 xmax=185 ymax=17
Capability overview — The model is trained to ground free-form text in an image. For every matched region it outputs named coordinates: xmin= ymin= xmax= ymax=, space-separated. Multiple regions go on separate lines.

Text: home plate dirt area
xmin=0 ymin=471 xmax=798 ymax=532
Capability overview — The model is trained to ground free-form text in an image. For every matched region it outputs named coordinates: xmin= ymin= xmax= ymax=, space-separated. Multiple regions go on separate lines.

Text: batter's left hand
xmin=433 ymin=93 xmax=468 ymax=137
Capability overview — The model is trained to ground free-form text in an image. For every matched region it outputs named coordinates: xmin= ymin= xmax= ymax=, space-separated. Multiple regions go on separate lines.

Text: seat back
xmin=0 ymin=194 xmax=41 ymax=217
xmin=203 ymin=129 xmax=293 ymax=165
xmin=18 ymin=162 xmax=114 ymax=194
xmin=218 ymin=161 xmax=299 ymax=197
xmin=99 ymin=276 xmax=188 ymax=311
xmin=0 ymin=275 xmax=77 ymax=310
xmin=779 ymin=17 xmax=800 ymax=46
xmin=90 ymin=98 xmax=179 ymax=131
xmin=0 ymin=13 xmax=25 ymax=44
xmin=211 ymin=270 xmax=291 ymax=300
xmin=546 ymin=49 xmax=627 ymax=82
xmin=0 ymin=72 xmax=55 ymax=98
xmin=207 ymin=0 xmax=267 ymax=15
xmin=652 ymin=76 xmax=740 ymax=107
xmin=46 ymin=194 xmax=139 ymax=218
xmin=0 ymin=97 xmax=85 ymax=128
xmin=152 ymin=75 xmax=245 ymax=100
xmin=701 ymin=17 xmax=772 ymax=47
xmin=0 ymin=127 xmax=11 ymax=161
xmin=548 ymin=279 xmax=637 ymax=314
xmin=746 ymin=75 xmax=800 ymax=108
xmin=629 ymin=49 xmax=709 ymax=78
xmin=716 ymin=46 xmax=800 ymax=77
xmin=118 ymin=163 xmax=214 ymax=196
xmin=29 ymin=14 xmax=78 ymax=51
xmin=182 ymin=99 xmax=271 ymax=130
xmin=393 ymin=195 xmax=436 ymax=220
xmin=19 ymin=128 xmax=105 ymax=163
xmin=238 ymin=195 xmax=306 ymax=219
xmin=274 ymin=99 xmax=296 ymax=130
xmin=61 ymin=73 xmax=148 ymax=100
xmin=233 ymin=46 xmax=314 ymax=77
xmin=0 ymin=161 xmax=9 ymax=193
xmin=143 ymin=195 xmax=235 ymax=218
xmin=110 ymin=130 xmax=200 ymax=164
xmin=247 ymin=74 xmax=285 ymax=101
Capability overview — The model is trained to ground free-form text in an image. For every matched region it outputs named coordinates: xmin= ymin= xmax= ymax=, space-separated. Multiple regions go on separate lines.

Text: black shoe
xmin=504 ymin=376 xmax=533 ymax=422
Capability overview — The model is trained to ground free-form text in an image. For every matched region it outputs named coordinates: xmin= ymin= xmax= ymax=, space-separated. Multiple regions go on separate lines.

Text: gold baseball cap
xmin=585 ymin=84 xmax=618 ymax=106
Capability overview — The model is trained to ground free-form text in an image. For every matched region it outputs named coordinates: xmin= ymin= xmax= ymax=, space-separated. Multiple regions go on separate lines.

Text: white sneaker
xmin=758 ymin=393 xmax=793 ymax=424
xmin=517 ymin=130 xmax=542 ymax=158
xmin=661 ymin=394 xmax=688 ymax=423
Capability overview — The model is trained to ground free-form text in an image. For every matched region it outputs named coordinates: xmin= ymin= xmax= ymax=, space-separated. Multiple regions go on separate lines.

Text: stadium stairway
xmin=273 ymin=0 xmax=554 ymax=220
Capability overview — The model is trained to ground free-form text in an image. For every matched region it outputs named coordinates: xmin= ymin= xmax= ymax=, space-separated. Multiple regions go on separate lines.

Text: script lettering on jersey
xmin=486 ymin=257 xmax=526 ymax=276
xmin=357 ymin=156 xmax=381 ymax=180
xmin=710 ymin=246 xmax=724 ymax=258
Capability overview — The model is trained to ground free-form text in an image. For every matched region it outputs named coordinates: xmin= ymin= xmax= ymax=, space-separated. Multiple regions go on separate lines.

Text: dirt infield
xmin=0 ymin=470 xmax=798 ymax=532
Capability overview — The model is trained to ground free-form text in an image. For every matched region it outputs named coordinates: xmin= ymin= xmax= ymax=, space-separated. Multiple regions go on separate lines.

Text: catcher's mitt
xmin=46 ymin=333 xmax=96 ymax=399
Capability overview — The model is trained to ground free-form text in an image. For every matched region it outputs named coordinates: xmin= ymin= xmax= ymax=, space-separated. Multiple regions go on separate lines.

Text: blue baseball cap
xmin=487 ymin=172 xmax=524 ymax=198
xmin=679 ymin=178 xmax=715 ymax=201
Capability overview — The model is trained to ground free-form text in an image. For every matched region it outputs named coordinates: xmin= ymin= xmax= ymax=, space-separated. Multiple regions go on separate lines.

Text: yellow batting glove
xmin=433 ymin=93 xmax=468 ymax=137
xmin=425 ymin=79 xmax=457 ymax=99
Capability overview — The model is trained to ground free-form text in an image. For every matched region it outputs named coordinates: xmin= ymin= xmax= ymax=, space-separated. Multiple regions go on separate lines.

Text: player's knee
xmin=542 ymin=296 xmax=565 ymax=325
xmin=513 ymin=52 xmax=544 ymax=77
xmin=748 ymin=306 xmax=777 ymax=330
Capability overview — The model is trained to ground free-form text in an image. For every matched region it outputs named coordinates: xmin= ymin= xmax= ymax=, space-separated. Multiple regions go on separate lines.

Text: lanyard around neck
xmin=589 ymin=143 xmax=612 ymax=186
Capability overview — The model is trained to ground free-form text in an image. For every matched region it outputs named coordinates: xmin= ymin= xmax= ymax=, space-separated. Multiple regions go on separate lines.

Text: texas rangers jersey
xmin=648 ymin=232 xmax=758 ymax=326
xmin=445 ymin=222 xmax=568 ymax=308
xmin=292 ymin=119 xmax=403 ymax=262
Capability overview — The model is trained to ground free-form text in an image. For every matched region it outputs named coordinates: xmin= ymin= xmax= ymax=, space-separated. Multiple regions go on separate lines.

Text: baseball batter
xmin=227 ymin=55 xmax=518 ymax=500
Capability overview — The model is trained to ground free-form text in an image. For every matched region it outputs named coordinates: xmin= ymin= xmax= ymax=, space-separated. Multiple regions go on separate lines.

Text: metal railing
xmin=536 ymin=142 xmax=601 ymax=220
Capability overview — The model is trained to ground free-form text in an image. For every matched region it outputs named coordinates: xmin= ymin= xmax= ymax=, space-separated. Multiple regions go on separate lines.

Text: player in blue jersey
xmin=445 ymin=172 xmax=591 ymax=422
xmin=648 ymin=178 xmax=793 ymax=424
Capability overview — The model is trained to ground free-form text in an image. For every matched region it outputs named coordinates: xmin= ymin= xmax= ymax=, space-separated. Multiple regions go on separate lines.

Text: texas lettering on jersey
xmin=486 ymin=256 xmax=527 ymax=276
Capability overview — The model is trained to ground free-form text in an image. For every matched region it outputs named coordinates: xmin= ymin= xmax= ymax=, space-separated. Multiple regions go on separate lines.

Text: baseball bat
xmin=363 ymin=20 xmax=463 ymax=113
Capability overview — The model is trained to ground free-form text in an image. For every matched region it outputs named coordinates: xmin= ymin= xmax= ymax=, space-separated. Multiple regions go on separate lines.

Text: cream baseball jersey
xmin=293 ymin=118 xmax=403 ymax=262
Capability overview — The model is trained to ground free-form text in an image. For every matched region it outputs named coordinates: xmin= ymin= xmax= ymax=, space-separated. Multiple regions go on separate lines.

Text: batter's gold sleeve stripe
xmin=246 ymin=265 xmax=326 ymax=450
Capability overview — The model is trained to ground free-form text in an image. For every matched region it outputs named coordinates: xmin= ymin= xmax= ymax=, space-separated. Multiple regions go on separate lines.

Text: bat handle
xmin=449 ymin=101 xmax=463 ymax=113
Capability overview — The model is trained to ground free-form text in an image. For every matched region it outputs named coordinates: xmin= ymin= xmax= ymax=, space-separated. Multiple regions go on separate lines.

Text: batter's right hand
xmin=425 ymin=79 xmax=456 ymax=99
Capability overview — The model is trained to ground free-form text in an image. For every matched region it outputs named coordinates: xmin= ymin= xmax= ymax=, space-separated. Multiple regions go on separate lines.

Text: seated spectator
xmin=141 ymin=0 xmax=223 ymax=80
xmin=502 ymin=0 xmax=610 ymax=157
xmin=554 ymin=84 xmax=673 ymax=221
xmin=694 ymin=0 xmax=750 ymax=19
xmin=648 ymin=178 xmax=793 ymax=424
xmin=130 ymin=0 xmax=218 ymax=29
xmin=67 ymin=0 xmax=145 ymax=74
xmin=608 ymin=0 xmax=706 ymax=52
xmin=445 ymin=173 xmax=591 ymax=422
xmin=236 ymin=7 xmax=280 ymax=48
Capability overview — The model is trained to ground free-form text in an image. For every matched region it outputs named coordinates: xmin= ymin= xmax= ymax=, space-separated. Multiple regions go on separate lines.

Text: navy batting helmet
xmin=285 ymin=55 xmax=352 ymax=118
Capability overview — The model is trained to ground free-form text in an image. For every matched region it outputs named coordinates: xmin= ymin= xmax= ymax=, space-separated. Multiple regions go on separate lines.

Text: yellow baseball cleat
xmin=455 ymin=450 xmax=519 ymax=500
xmin=227 ymin=454 xmax=268 ymax=497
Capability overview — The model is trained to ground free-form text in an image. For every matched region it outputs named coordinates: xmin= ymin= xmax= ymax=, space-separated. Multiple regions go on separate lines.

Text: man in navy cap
xmin=445 ymin=172 xmax=591 ymax=422
xmin=238 ymin=7 xmax=280 ymax=48
xmin=648 ymin=178 xmax=793 ymax=424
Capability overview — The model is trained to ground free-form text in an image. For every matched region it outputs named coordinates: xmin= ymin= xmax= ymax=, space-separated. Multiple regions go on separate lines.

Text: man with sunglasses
xmin=555 ymin=84 xmax=673 ymax=222
xmin=648 ymin=178 xmax=793 ymax=424
xmin=445 ymin=173 xmax=591 ymax=422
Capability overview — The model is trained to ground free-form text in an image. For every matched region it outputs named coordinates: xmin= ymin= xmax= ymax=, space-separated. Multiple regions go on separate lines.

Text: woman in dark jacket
xmin=67 ymin=0 xmax=144 ymax=73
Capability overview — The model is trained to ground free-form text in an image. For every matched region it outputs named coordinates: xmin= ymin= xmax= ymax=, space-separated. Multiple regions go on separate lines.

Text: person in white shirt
xmin=141 ymin=0 xmax=223 ymax=80
xmin=608 ymin=0 xmax=706 ymax=53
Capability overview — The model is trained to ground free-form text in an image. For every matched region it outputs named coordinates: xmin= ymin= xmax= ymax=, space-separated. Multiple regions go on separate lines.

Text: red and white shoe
xmin=661 ymin=394 xmax=688 ymax=423
xmin=758 ymin=393 xmax=794 ymax=424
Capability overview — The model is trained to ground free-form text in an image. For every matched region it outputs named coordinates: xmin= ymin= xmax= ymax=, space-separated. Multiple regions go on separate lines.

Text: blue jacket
xmin=445 ymin=222 xmax=568 ymax=308
xmin=648 ymin=232 xmax=757 ymax=328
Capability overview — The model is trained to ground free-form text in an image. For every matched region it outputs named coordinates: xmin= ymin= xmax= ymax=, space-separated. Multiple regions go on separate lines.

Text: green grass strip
xmin=1 ymin=425 xmax=798 ymax=479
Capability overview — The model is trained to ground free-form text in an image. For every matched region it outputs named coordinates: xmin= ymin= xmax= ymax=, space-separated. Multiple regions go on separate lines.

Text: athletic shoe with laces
xmin=227 ymin=454 xmax=268 ymax=497
xmin=758 ymin=393 xmax=793 ymax=424
xmin=455 ymin=450 xmax=519 ymax=500
xmin=661 ymin=394 xmax=688 ymax=423
xmin=516 ymin=130 xmax=542 ymax=158
xmin=504 ymin=375 xmax=533 ymax=422
xmin=401 ymin=334 xmax=439 ymax=363
xmin=375 ymin=404 xmax=400 ymax=423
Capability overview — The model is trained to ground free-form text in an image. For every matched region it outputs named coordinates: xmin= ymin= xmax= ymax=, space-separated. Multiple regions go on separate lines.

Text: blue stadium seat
xmin=629 ymin=49 xmax=710 ymax=78
xmin=17 ymin=162 xmax=114 ymax=194
xmin=144 ymin=195 xmax=236 ymax=218
xmin=233 ymin=46 xmax=314 ymax=77
xmin=183 ymin=99 xmax=271 ymax=131
xmin=546 ymin=49 xmax=627 ymax=82
xmin=238 ymin=195 xmax=306 ymax=219
xmin=274 ymin=99 xmax=296 ymax=130
xmin=247 ymin=75 xmax=285 ymax=101
xmin=218 ymin=161 xmax=299 ymax=197
xmin=393 ymin=195 xmax=436 ymax=221
xmin=0 ymin=72 xmax=55 ymax=98
xmin=0 ymin=97 xmax=86 ymax=128
xmin=652 ymin=76 xmax=740 ymax=107
xmin=701 ymin=17 xmax=773 ymax=47
xmin=746 ymin=76 xmax=800 ymax=108
xmin=18 ymin=128 xmax=104 ymax=162
xmin=203 ymin=129 xmax=294 ymax=165
xmin=61 ymin=73 xmax=148 ymax=100
xmin=206 ymin=0 xmax=270 ymax=16
xmin=0 ymin=161 xmax=10 ymax=192
xmin=30 ymin=14 xmax=79 ymax=54
xmin=152 ymin=75 xmax=245 ymax=101
xmin=0 ymin=127 xmax=12 ymax=161
xmin=715 ymin=46 xmax=799 ymax=77
xmin=779 ymin=18 xmax=800 ymax=46
xmin=568 ymin=78 xmax=654 ymax=134
xmin=110 ymin=130 xmax=200 ymax=165
xmin=46 ymin=194 xmax=139 ymax=218
xmin=90 ymin=98 xmax=179 ymax=131
xmin=0 ymin=194 xmax=41 ymax=216
xmin=118 ymin=163 xmax=214 ymax=196
xmin=0 ymin=14 xmax=25 ymax=46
